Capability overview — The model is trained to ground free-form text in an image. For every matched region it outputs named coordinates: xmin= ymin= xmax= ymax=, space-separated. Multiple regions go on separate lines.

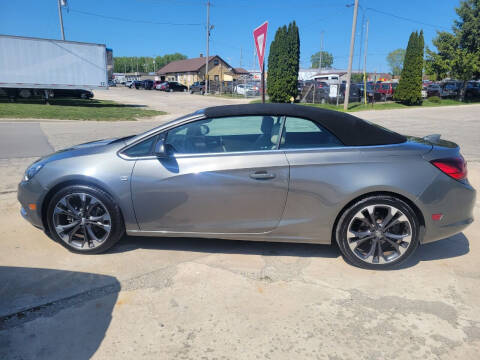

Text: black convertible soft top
xmin=202 ymin=103 xmax=406 ymax=146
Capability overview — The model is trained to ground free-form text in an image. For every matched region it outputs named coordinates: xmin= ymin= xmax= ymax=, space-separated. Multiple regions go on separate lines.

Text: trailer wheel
xmin=18 ymin=89 xmax=32 ymax=99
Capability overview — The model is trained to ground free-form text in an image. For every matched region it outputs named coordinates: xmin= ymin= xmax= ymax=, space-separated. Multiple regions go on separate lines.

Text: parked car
xmin=189 ymin=81 xmax=206 ymax=94
xmin=53 ymin=89 xmax=94 ymax=99
xmin=374 ymin=82 xmax=398 ymax=101
xmin=139 ymin=79 xmax=154 ymax=90
xmin=125 ymin=80 xmax=134 ymax=88
xmin=421 ymin=86 xmax=428 ymax=99
xmin=355 ymin=82 xmax=376 ymax=102
xmin=442 ymin=81 xmax=462 ymax=98
xmin=153 ymin=80 xmax=164 ymax=89
xmin=158 ymin=81 xmax=188 ymax=92
xmin=465 ymin=81 xmax=480 ymax=99
xmin=18 ymin=103 xmax=475 ymax=269
xmin=426 ymin=83 xmax=442 ymax=97
xmin=234 ymin=84 xmax=256 ymax=96
xmin=108 ymin=80 xmax=116 ymax=87
xmin=129 ymin=80 xmax=143 ymax=89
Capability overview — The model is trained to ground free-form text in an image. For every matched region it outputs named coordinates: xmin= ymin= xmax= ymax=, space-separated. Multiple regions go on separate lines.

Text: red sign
xmin=253 ymin=21 xmax=268 ymax=71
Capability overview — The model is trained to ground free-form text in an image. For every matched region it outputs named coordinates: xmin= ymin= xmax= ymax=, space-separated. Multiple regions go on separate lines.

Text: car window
xmin=280 ymin=117 xmax=343 ymax=149
xmin=123 ymin=136 xmax=157 ymax=157
xmin=165 ymin=116 xmax=284 ymax=154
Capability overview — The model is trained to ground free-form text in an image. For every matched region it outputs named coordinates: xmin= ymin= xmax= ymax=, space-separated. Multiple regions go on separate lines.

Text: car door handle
xmin=249 ymin=171 xmax=276 ymax=180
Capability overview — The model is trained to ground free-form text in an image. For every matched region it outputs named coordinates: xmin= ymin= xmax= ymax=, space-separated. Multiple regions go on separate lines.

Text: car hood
xmin=32 ymin=136 xmax=134 ymax=166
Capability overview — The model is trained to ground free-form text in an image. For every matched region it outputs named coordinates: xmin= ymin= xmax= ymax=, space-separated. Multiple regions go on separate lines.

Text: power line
xmin=69 ymin=9 xmax=202 ymax=26
xmin=367 ymin=8 xmax=450 ymax=30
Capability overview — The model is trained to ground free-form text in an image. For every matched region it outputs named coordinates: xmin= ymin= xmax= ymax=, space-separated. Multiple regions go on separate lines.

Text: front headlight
xmin=24 ymin=163 xmax=43 ymax=181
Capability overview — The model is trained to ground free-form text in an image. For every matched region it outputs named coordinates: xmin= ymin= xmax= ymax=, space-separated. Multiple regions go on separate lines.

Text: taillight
xmin=430 ymin=157 xmax=467 ymax=180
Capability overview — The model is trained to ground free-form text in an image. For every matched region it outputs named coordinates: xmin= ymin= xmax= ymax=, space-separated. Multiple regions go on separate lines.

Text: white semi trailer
xmin=0 ymin=34 xmax=109 ymax=101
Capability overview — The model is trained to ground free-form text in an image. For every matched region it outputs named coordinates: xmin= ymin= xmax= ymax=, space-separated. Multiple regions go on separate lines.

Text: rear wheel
xmin=47 ymin=185 xmax=124 ymax=254
xmin=335 ymin=195 xmax=420 ymax=269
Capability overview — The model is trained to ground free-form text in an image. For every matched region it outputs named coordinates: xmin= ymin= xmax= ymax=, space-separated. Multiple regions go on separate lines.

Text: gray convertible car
xmin=18 ymin=104 xmax=475 ymax=269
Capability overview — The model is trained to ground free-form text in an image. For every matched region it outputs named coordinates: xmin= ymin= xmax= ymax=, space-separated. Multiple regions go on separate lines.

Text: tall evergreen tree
xmin=394 ymin=31 xmax=423 ymax=104
xmin=267 ymin=21 xmax=300 ymax=102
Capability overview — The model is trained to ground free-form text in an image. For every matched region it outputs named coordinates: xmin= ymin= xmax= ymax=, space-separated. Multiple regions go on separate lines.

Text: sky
xmin=0 ymin=0 xmax=461 ymax=73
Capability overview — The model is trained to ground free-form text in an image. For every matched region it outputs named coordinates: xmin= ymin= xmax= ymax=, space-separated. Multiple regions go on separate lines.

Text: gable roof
xmin=233 ymin=67 xmax=250 ymax=75
xmin=157 ymin=56 xmax=213 ymax=74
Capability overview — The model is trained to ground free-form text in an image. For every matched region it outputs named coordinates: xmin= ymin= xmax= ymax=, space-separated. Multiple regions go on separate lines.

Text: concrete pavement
xmin=0 ymin=92 xmax=479 ymax=359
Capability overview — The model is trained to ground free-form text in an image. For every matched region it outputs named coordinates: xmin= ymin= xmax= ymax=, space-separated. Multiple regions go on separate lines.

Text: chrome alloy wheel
xmin=347 ymin=204 xmax=412 ymax=264
xmin=52 ymin=192 xmax=112 ymax=250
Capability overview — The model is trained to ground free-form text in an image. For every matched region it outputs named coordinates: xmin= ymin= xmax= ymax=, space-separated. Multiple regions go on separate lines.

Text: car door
xmin=276 ymin=116 xmax=353 ymax=242
xmin=129 ymin=115 xmax=289 ymax=234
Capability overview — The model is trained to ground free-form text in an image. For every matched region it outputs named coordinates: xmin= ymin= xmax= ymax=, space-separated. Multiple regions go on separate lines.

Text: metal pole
xmin=205 ymin=0 xmax=210 ymax=95
xmin=358 ymin=10 xmax=365 ymax=71
xmin=57 ymin=0 xmax=65 ymax=40
xmin=363 ymin=19 xmax=369 ymax=105
xmin=261 ymin=60 xmax=265 ymax=103
xmin=319 ymin=31 xmax=324 ymax=72
xmin=344 ymin=0 xmax=359 ymax=111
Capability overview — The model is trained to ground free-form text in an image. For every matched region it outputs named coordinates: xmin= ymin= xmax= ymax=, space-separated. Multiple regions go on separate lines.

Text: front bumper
xmin=418 ymin=173 xmax=476 ymax=243
xmin=17 ymin=179 xmax=47 ymax=230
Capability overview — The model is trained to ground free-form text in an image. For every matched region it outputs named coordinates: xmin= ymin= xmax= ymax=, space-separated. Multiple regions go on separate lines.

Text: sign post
xmin=253 ymin=21 xmax=268 ymax=103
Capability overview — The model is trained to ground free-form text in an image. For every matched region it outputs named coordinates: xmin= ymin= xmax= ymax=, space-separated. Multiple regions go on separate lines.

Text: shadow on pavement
xmin=113 ymin=235 xmax=341 ymax=259
xmin=114 ymin=232 xmax=469 ymax=269
xmin=399 ymin=232 xmax=470 ymax=269
xmin=0 ymin=266 xmax=119 ymax=360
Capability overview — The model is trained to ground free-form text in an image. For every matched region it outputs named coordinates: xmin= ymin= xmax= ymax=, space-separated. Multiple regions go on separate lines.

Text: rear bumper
xmin=418 ymin=174 xmax=476 ymax=243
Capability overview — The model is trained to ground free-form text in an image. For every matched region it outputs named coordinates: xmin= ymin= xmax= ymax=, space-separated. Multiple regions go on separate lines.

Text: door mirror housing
xmin=154 ymin=138 xmax=173 ymax=157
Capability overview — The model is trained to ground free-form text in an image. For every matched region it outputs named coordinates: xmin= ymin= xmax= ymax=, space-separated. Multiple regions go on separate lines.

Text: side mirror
xmin=154 ymin=138 xmax=172 ymax=157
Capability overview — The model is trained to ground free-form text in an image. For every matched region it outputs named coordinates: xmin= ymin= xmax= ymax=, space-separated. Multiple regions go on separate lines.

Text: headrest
xmin=260 ymin=116 xmax=274 ymax=134
xmin=270 ymin=123 xmax=285 ymax=146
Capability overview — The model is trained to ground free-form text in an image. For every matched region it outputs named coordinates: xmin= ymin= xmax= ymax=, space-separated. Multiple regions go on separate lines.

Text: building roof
xmin=202 ymin=104 xmax=406 ymax=146
xmin=233 ymin=67 xmax=250 ymax=75
xmin=157 ymin=56 xmax=215 ymax=75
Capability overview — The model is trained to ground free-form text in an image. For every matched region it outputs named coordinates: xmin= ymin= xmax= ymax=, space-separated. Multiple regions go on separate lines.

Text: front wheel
xmin=47 ymin=185 xmax=124 ymax=254
xmin=335 ymin=195 xmax=420 ymax=269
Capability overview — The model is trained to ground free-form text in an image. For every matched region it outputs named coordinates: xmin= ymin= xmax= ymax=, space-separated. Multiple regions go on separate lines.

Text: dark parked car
xmin=108 ymin=80 xmax=116 ymax=87
xmin=53 ymin=89 xmax=94 ymax=99
xmin=18 ymin=104 xmax=475 ymax=269
xmin=465 ymin=81 xmax=480 ymax=99
xmin=189 ymin=81 xmax=206 ymax=94
xmin=442 ymin=81 xmax=462 ymax=98
xmin=159 ymin=81 xmax=188 ymax=92
xmin=129 ymin=80 xmax=143 ymax=89
xmin=140 ymin=79 xmax=154 ymax=90
xmin=427 ymin=83 xmax=442 ymax=97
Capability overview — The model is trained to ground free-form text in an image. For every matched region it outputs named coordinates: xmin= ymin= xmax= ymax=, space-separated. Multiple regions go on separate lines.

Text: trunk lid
xmin=419 ymin=134 xmax=462 ymax=161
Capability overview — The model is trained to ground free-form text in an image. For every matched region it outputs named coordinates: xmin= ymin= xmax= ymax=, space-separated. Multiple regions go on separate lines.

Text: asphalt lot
xmin=1 ymin=89 xmax=479 ymax=359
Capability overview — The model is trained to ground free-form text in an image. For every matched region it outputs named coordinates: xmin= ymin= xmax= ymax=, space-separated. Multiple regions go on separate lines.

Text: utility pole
xmin=239 ymin=47 xmax=243 ymax=67
xmin=363 ymin=19 xmax=369 ymax=105
xmin=205 ymin=0 xmax=210 ymax=95
xmin=319 ymin=31 xmax=324 ymax=72
xmin=357 ymin=10 xmax=365 ymax=71
xmin=344 ymin=0 xmax=359 ymax=111
xmin=57 ymin=0 xmax=65 ymax=40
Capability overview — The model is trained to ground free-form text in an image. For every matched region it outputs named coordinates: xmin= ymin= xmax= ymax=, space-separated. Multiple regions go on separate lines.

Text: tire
xmin=47 ymin=184 xmax=124 ymax=254
xmin=18 ymin=89 xmax=32 ymax=99
xmin=335 ymin=195 xmax=420 ymax=269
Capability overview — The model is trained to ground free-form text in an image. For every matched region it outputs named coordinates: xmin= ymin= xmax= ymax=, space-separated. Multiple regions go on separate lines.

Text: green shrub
xmin=428 ymin=96 xmax=441 ymax=103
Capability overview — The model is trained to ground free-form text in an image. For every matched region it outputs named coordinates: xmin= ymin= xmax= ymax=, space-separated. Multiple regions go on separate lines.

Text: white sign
xmin=329 ymin=84 xmax=338 ymax=98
